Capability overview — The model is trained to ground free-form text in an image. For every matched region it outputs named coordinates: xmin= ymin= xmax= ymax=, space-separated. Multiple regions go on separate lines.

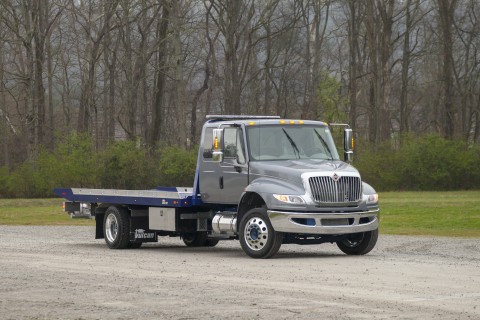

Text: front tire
xmin=104 ymin=206 xmax=131 ymax=249
xmin=336 ymin=229 xmax=378 ymax=255
xmin=239 ymin=208 xmax=283 ymax=259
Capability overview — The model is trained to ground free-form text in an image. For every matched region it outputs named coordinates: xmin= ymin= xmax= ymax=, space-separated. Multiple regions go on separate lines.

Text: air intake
xmin=309 ymin=176 xmax=361 ymax=204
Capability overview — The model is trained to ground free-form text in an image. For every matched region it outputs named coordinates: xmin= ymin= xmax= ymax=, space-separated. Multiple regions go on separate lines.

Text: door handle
xmin=234 ymin=165 xmax=242 ymax=173
xmin=219 ymin=176 xmax=224 ymax=189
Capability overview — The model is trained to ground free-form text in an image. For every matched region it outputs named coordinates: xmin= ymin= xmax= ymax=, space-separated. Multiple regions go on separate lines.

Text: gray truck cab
xmin=199 ymin=115 xmax=379 ymax=258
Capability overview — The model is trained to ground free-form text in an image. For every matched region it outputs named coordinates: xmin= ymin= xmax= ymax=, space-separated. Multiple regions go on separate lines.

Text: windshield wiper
xmin=282 ymin=128 xmax=300 ymax=159
xmin=313 ymin=129 xmax=334 ymax=160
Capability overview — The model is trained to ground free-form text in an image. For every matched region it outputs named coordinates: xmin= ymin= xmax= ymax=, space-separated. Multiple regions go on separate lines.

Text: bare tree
xmin=208 ymin=0 xmax=248 ymax=114
xmin=399 ymin=0 xmax=425 ymax=138
xmin=346 ymin=0 xmax=363 ymax=130
xmin=114 ymin=1 xmax=160 ymax=142
xmin=298 ymin=0 xmax=330 ymax=119
xmin=189 ymin=1 xmax=217 ymax=145
xmin=70 ymin=0 xmax=119 ymax=135
xmin=364 ymin=0 xmax=396 ymax=143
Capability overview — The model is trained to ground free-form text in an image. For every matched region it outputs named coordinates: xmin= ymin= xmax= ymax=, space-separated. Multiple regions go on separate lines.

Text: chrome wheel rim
xmin=105 ymin=214 xmax=119 ymax=243
xmin=244 ymin=217 xmax=269 ymax=251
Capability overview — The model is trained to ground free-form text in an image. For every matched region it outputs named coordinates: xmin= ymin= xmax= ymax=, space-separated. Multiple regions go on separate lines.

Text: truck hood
xmin=249 ymin=159 xmax=360 ymax=189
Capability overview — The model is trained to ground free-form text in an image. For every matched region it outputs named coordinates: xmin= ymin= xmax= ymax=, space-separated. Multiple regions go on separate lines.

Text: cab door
xmin=220 ymin=125 xmax=249 ymax=204
xmin=198 ymin=125 xmax=249 ymax=204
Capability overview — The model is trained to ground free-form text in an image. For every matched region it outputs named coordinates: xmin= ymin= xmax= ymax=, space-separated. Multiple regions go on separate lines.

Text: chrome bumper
xmin=267 ymin=209 xmax=379 ymax=235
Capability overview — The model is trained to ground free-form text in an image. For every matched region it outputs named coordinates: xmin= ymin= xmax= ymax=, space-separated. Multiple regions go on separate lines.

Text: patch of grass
xmin=0 ymin=198 xmax=94 ymax=226
xmin=379 ymin=191 xmax=480 ymax=237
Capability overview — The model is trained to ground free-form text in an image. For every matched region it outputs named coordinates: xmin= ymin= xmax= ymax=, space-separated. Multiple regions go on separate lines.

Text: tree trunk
xmin=0 ymin=50 xmax=9 ymax=168
xmin=365 ymin=0 xmax=379 ymax=143
xmin=437 ymin=0 xmax=457 ymax=139
xmin=400 ymin=0 xmax=413 ymax=136
xmin=171 ymin=0 xmax=187 ymax=148
xmin=378 ymin=0 xmax=394 ymax=142
xmin=347 ymin=0 xmax=359 ymax=130
xmin=149 ymin=4 xmax=170 ymax=148
xmin=46 ymin=31 xmax=54 ymax=150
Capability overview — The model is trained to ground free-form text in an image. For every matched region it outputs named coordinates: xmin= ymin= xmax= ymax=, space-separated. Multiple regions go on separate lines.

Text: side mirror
xmin=344 ymin=128 xmax=354 ymax=162
xmin=212 ymin=128 xmax=224 ymax=162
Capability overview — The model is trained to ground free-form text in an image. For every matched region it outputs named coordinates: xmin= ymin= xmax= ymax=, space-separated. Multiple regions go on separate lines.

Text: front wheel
xmin=336 ymin=229 xmax=378 ymax=255
xmin=239 ymin=208 xmax=283 ymax=259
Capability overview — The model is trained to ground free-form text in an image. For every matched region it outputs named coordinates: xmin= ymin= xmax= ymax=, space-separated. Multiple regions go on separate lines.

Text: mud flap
xmin=130 ymin=216 xmax=158 ymax=243
xmin=95 ymin=214 xmax=105 ymax=239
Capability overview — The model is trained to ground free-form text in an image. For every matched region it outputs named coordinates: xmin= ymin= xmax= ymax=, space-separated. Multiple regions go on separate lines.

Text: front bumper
xmin=267 ymin=209 xmax=379 ymax=235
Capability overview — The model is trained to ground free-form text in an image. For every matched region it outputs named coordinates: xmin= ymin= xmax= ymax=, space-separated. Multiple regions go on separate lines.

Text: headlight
xmin=273 ymin=194 xmax=305 ymax=204
xmin=366 ymin=193 xmax=378 ymax=204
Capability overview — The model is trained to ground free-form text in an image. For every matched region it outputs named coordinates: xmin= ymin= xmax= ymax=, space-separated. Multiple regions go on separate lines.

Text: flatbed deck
xmin=54 ymin=187 xmax=195 ymax=207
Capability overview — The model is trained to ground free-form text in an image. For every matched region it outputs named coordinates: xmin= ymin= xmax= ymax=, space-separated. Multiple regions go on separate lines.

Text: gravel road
xmin=0 ymin=226 xmax=479 ymax=319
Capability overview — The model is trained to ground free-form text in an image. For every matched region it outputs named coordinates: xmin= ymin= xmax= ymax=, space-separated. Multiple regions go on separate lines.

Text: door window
xmin=202 ymin=127 xmax=214 ymax=159
xmin=223 ymin=127 xmax=246 ymax=164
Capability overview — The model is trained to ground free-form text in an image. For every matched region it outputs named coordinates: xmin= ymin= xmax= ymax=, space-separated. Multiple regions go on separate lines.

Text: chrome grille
xmin=309 ymin=176 xmax=361 ymax=203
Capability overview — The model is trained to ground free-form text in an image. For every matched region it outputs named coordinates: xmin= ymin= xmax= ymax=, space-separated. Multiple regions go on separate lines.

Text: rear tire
xmin=239 ymin=208 xmax=283 ymax=259
xmin=103 ymin=206 xmax=130 ymax=249
xmin=336 ymin=229 xmax=378 ymax=255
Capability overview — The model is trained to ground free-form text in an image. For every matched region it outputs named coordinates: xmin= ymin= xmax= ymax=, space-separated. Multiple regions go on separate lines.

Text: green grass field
xmin=0 ymin=198 xmax=94 ymax=226
xmin=379 ymin=191 xmax=480 ymax=237
xmin=1 ymin=191 xmax=479 ymax=237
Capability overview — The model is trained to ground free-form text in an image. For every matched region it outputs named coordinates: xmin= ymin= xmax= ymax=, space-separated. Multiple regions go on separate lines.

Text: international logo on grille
xmin=331 ymin=173 xmax=340 ymax=181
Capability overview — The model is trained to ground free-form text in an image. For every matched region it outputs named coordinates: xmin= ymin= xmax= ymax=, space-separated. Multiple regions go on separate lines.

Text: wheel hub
xmin=250 ymin=227 xmax=259 ymax=240
xmin=105 ymin=214 xmax=119 ymax=243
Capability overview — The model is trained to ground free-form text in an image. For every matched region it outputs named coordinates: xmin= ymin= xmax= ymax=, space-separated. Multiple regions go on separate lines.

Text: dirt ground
xmin=0 ymin=226 xmax=479 ymax=319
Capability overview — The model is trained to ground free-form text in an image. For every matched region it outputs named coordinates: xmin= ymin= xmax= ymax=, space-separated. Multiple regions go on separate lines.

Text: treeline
xmin=0 ymin=133 xmax=478 ymax=198
xmin=1 ymin=0 xmax=480 ymax=169
xmin=1 ymin=0 xmax=479 ymax=195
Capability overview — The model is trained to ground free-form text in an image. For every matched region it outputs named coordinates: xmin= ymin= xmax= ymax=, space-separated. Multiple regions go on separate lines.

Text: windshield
xmin=247 ymin=125 xmax=340 ymax=161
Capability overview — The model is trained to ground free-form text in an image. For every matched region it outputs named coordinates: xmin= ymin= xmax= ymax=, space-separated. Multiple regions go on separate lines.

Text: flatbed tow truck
xmin=55 ymin=115 xmax=379 ymax=258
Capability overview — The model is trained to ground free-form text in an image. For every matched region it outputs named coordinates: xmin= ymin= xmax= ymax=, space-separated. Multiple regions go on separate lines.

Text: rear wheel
xmin=239 ymin=208 xmax=283 ymax=259
xmin=104 ymin=206 xmax=130 ymax=249
xmin=336 ymin=229 xmax=378 ymax=255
